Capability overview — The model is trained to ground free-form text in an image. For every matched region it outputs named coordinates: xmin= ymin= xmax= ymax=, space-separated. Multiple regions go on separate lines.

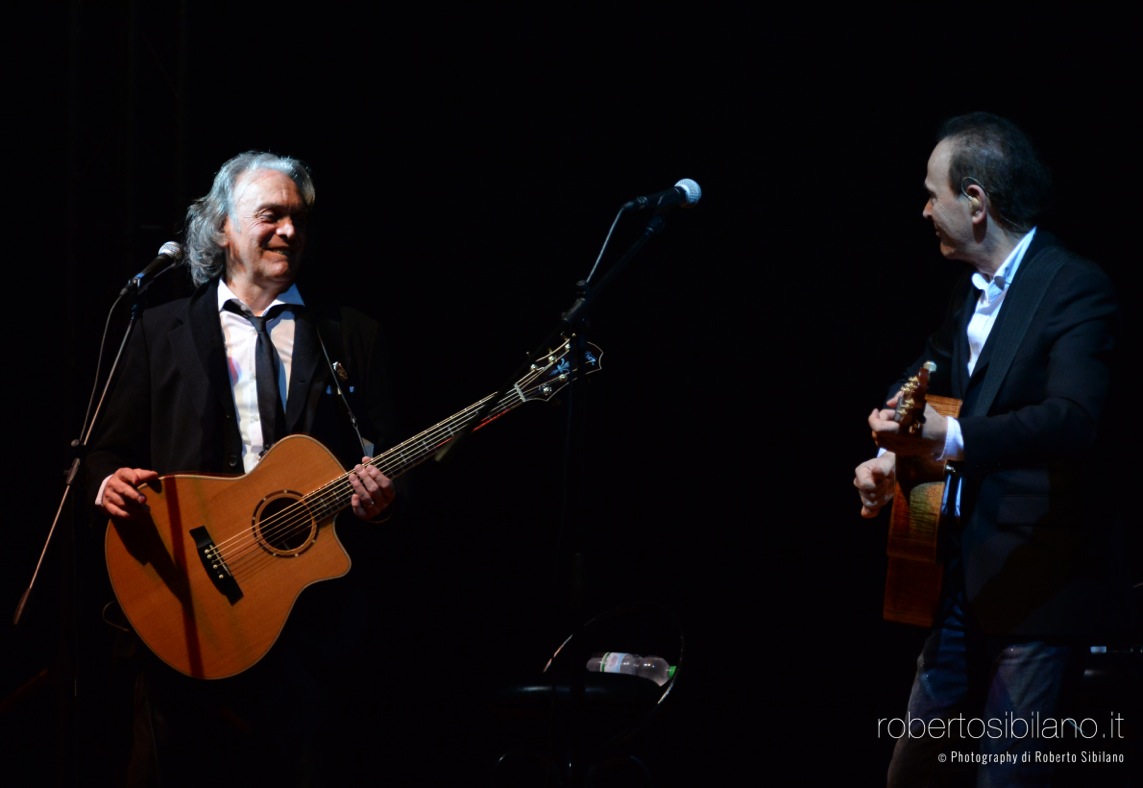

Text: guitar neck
xmin=374 ymin=389 xmax=520 ymax=479
xmin=300 ymin=336 xmax=602 ymax=522
xmin=301 ymin=389 xmax=521 ymax=522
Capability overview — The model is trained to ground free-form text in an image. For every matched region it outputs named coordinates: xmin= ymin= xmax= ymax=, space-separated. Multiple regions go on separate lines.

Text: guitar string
xmin=210 ymin=343 xmax=591 ymax=576
xmin=215 ymin=399 xmax=498 ymax=572
xmin=212 ymin=386 xmax=528 ymax=576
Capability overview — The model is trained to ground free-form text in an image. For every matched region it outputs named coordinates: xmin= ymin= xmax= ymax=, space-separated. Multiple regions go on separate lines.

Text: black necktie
xmin=225 ymin=300 xmax=289 ymax=448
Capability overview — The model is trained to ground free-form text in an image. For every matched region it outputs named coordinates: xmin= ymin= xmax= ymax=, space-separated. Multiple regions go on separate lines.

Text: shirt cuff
xmin=938 ymin=417 xmax=964 ymax=462
xmin=96 ymin=475 xmax=112 ymax=507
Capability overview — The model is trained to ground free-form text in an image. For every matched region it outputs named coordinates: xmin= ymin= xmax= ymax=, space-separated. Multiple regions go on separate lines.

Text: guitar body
xmin=105 ymin=435 xmax=351 ymax=679
xmin=882 ymin=392 xmax=962 ymax=628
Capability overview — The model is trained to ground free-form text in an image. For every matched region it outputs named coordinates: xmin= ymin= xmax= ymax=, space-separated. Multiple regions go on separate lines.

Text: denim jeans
xmin=886 ymin=585 xmax=1079 ymax=787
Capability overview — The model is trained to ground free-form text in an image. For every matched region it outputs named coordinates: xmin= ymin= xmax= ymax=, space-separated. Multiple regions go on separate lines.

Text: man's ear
xmin=960 ymin=178 xmax=985 ymax=214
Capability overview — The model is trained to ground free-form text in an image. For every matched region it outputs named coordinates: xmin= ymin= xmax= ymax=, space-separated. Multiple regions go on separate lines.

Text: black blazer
xmin=894 ymin=232 xmax=1127 ymax=638
xmin=86 ymin=278 xmax=401 ymax=492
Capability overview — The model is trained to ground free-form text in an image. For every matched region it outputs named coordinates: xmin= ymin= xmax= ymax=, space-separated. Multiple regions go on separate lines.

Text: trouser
xmin=886 ymin=588 xmax=1080 ymax=788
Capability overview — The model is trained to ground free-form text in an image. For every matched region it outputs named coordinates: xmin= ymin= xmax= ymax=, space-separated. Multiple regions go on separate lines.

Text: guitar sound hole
xmin=254 ymin=491 xmax=315 ymax=555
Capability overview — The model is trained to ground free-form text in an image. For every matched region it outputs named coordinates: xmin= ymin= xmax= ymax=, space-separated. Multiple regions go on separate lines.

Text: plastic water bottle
xmin=586 ymin=652 xmax=672 ymax=686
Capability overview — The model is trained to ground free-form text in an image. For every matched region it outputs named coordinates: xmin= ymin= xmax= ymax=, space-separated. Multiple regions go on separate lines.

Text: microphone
xmin=622 ymin=178 xmax=702 ymax=211
xmin=120 ymin=241 xmax=183 ymax=296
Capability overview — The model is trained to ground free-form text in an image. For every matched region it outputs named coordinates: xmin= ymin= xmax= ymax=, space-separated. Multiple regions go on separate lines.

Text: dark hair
xmin=937 ymin=112 xmax=1052 ymax=233
xmin=183 ymin=151 xmax=316 ymax=286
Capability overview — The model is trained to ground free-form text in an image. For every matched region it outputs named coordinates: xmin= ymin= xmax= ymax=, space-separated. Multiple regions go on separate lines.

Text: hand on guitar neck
xmin=854 ymin=362 xmax=952 ymax=518
xmin=868 ymin=362 xmax=950 ymax=459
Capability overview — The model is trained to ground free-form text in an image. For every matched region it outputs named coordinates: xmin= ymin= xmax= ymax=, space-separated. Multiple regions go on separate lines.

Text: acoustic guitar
xmin=881 ymin=362 xmax=962 ymax=628
xmin=105 ymin=336 xmax=602 ymax=679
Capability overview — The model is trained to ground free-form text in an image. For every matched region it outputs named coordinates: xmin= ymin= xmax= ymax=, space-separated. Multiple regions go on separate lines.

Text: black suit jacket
xmin=86 ymin=279 xmax=400 ymax=484
xmin=895 ymin=231 xmax=1128 ymax=638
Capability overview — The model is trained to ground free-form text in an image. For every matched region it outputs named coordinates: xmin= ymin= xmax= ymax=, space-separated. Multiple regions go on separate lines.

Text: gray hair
xmin=183 ymin=151 xmax=316 ymax=286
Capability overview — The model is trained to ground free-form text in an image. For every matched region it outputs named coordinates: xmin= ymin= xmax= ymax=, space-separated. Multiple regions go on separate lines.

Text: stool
xmin=490 ymin=602 xmax=684 ymax=787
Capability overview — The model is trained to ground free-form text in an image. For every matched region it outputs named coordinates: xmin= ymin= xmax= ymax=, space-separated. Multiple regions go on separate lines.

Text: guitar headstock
xmin=894 ymin=361 xmax=936 ymax=434
xmin=516 ymin=335 xmax=603 ymax=403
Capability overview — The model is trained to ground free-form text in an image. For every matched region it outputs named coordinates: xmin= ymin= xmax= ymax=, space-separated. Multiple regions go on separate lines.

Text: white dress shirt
xmin=939 ymin=227 xmax=1037 ymax=461
xmin=217 ymin=281 xmax=306 ymax=472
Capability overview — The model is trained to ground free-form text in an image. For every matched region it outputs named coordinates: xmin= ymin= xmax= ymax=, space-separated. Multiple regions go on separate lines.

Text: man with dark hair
xmin=854 ymin=112 xmax=1129 ymax=786
xmin=933 ymin=112 xmax=1052 ymax=234
xmin=87 ymin=151 xmax=401 ymax=786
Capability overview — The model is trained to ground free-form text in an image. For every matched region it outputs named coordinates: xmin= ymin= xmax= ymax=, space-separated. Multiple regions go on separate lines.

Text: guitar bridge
xmin=190 ymin=526 xmax=244 ymax=605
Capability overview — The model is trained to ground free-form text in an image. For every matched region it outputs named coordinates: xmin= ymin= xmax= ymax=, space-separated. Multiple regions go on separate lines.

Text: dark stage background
xmin=4 ymin=7 xmax=1141 ymax=786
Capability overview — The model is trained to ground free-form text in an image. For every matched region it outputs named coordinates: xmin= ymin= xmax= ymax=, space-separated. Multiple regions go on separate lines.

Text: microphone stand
xmin=434 ymin=210 xmax=666 ymax=465
xmin=8 ymin=272 xmax=163 ymax=788
xmin=12 ymin=259 xmax=173 ymax=626
xmin=435 ymin=209 xmax=670 ymax=622
xmin=479 ymin=201 xmax=692 ymax=786
xmin=12 ymin=289 xmax=147 ymax=629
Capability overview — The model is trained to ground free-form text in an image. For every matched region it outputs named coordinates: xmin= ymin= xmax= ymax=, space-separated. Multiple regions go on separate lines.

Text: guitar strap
xmin=965 ymin=246 xmax=1068 ymax=418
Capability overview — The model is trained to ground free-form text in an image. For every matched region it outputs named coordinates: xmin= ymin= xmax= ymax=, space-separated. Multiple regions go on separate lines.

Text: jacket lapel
xmin=178 ymin=283 xmax=334 ymax=446
xmin=286 ymin=306 xmax=327 ymax=433
xmin=952 ymin=285 xmax=976 ymax=400
xmin=960 ymin=234 xmax=1068 ymax=418
xmin=181 ymin=282 xmax=238 ymax=421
